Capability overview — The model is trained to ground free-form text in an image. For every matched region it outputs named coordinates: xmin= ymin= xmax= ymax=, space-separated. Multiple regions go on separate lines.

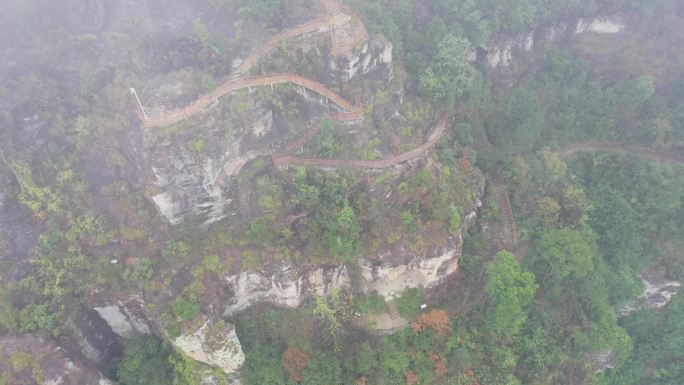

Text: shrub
xmin=395 ymin=288 xmax=423 ymax=318
xmin=173 ymin=294 xmax=200 ymax=321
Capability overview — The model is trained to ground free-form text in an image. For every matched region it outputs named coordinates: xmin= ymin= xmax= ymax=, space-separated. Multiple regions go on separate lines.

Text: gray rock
xmin=0 ymin=334 xmax=112 ymax=385
xmin=94 ymin=299 xmax=153 ymax=339
xmin=69 ymin=307 xmax=124 ymax=364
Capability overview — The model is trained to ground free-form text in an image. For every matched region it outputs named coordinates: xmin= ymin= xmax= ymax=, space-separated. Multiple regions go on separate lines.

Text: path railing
xmin=136 ymin=0 xmax=368 ymax=128
xmin=271 ymin=114 xmax=447 ymax=170
xmin=141 ymin=73 xmax=363 ymax=128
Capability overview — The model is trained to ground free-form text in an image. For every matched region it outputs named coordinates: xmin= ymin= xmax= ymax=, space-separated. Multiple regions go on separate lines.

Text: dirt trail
xmin=561 ymin=141 xmax=684 ymax=166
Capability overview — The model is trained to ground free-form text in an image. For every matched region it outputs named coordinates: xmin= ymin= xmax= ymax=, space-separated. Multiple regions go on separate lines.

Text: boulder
xmin=174 ymin=317 xmax=245 ymax=376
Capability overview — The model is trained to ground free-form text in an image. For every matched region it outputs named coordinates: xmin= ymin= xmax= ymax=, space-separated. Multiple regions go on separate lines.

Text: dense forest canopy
xmin=1 ymin=0 xmax=684 ymax=385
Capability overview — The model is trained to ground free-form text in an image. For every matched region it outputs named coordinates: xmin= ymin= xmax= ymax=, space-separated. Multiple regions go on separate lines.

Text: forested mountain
xmin=1 ymin=1 xmax=683 ymax=384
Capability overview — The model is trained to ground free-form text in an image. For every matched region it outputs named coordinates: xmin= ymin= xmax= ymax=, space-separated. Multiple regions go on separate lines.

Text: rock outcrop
xmin=145 ymin=106 xmax=274 ymax=225
xmin=359 ymin=233 xmax=462 ymax=299
xmin=222 ymin=263 xmax=351 ymax=317
xmin=618 ymin=271 xmax=682 ymax=316
xmin=221 ymin=206 xmax=477 ymax=316
xmin=575 ymin=15 xmax=625 ymax=34
xmin=331 ymin=35 xmax=393 ymax=82
xmin=70 ymin=307 xmax=126 ymax=364
xmin=483 ymin=14 xmax=626 ymax=70
xmin=93 ymin=299 xmax=154 ymax=338
xmin=0 ymin=334 xmax=113 ymax=385
xmin=173 ymin=317 xmax=245 ymax=376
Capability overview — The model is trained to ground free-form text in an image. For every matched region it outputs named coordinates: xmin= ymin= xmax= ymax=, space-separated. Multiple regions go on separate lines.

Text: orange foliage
xmin=405 ymin=370 xmax=418 ymax=385
xmin=356 ymin=377 xmax=367 ymax=385
xmin=282 ymin=346 xmax=310 ymax=382
xmin=415 ymin=309 xmax=450 ymax=335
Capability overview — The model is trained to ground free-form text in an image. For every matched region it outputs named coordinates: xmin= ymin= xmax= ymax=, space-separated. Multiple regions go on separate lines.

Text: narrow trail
xmin=561 ymin=141 xmax=684 ymax=166
xmin=135 ymin=0 xmax=366 ymax=129
xmin=138 ymin=73 xmax=363 ymax=128
xmin=271 ymin=113 xmax=448 ymax=170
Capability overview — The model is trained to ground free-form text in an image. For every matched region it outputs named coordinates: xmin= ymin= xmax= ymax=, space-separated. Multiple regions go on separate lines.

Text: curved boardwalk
xmin=272 ymin=114 xmax=448 ymax=170
xmin=140 ymin=73 xmax=363 ymax=128
xmin=136 ymin=0 xmax=367 ymax=128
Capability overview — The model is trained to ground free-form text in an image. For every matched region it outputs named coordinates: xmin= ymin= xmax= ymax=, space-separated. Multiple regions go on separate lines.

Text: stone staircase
xmin=387 ymin=299 xmax=400 ymax=320
xmin=497 ymin=187 xmax=517 ymax=251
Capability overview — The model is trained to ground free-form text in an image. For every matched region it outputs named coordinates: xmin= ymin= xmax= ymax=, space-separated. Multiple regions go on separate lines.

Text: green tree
xmin=117 ymin=336 xmax=175 ymax=385
xmin=301 ymin=351 xmax=343 ymax=385
xmin=534 ymin=229 xmax=593 ymax=282
xmin=419 ymin=35 xmax=475 ymax=107
xmin=173 ymin=293 xmax=200 ymax=321
xmin=485 ymin=251 xmax=538 ymax=336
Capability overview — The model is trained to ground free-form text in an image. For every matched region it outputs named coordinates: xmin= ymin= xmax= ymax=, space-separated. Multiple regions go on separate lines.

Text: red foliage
xmin=405 ymin=370 xmax=418 ymax=385
xmin=416 ymin=309 xmax=451 ymax=335
xmin=459 ymin=148 xmax=471 ymax=173
xmin=282 ymin=346 xmax=310 ymax=382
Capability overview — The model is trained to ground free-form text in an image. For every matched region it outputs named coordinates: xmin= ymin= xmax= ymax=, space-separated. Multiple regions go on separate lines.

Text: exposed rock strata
xmin=221 ymin=209 xmax=475 ymax=317
xmin=483 ymin=14 xmax=626 ymax=70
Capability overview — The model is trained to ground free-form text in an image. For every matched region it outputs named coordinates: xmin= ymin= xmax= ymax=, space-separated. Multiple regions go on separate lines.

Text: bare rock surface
xmin=0 ymin=334 xmax=112 ymax=385
xmin=173 ymin=317 xmax=245 ymax=376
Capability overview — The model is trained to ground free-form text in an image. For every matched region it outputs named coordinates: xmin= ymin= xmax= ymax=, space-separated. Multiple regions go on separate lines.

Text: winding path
xmin=135 ymin=0 xmax=366 ymax=128
xmin=561 ymin=141 xmax=684 ymax=166
xmin=135 ymin=0 xmax=447 ymax=171
xmin=139 ymin=73 xmax=363 ymax=127
xmin=271 ymin=114 xmax=448 ymax=170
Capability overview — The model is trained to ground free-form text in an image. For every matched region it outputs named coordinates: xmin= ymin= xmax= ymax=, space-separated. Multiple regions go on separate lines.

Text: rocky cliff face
xmin=93 ymin=299 xmax=155 ymax=338
xmin=144 ymin=103 xmax=275 ymax=225
xmin=0 ymin=334 xmax=113 ymax=385
xmin=483 ymin=14 xmax=626 ymax=71
xmin=221 ymin=206 xmax=475 ymax=317
xmin=331 ymin=35 xmax=393 ymax=82
xmin=359 ymin=233 xmax=462 ymax=299
xmin=68 ymin=299 xmax=153 ymax=367
xmin=222 ymin=263 xmax=351 ymax=317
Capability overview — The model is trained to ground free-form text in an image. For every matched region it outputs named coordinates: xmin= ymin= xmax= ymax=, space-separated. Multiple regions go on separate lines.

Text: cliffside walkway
xmin=561 ymin=141 xmax=684 ymax=166
xmin=135 ymin=0 xmax=367 ymax=129
xmin=135 ymin=0 xmax=446 ymax=173
xmin=139 ymin=73 xmax=363 ymax=128
xmin=271 ymin=114 xmax=448 ymax=170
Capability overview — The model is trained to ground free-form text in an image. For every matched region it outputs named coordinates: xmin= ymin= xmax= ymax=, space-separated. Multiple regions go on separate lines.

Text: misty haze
xmin=1 ymin=1 xmax=684 ymax=384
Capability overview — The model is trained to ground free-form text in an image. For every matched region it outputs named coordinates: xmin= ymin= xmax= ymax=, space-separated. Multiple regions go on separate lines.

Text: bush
xmin=395 ymin=288 xmax=423 ymax=318
xmin=117 ymin=336 xmax=175 ymax=385
xmin=173 ymin=294 xmax=200 ymax=321
xmin=353 ymin=292 xmax=388 ymax=315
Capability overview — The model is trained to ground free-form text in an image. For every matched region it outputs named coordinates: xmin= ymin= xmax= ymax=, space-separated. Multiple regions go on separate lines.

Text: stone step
xmin=386 ymin=300 xmax=400 ymax=320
